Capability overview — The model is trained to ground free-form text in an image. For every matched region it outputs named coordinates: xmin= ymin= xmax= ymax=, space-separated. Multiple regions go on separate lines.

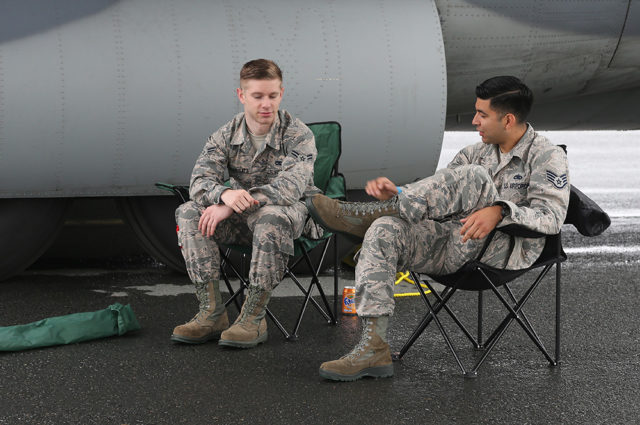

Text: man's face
xmin=471 ymin=98 xmax=506 ymax=144
xmin=237 ymin=78 xmax=284 ymax=130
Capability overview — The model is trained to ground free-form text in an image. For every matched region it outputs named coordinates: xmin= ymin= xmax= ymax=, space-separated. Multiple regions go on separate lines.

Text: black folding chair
xmin=393 ymin=183 xmax=610 ymax=377
xmin=158 ymin=121 xmax=346 ymax=340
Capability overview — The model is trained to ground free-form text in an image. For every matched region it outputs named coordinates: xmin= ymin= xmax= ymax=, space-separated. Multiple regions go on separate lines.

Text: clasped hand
xmin=220 ymin=189 xmax=259 ymax=213
xmin=198 ymin=204 xmax=233 ymax=237
xmin=459 ymin=205 xmax=503 ymax=242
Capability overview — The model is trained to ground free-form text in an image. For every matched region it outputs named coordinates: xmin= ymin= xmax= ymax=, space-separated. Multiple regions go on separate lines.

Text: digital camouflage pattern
xmin=189 ymin=110 xmax=320 ymax=207
xmin=177 ymin=191 xmax=310 ymax=291
xmin=356 ymin=125 xmax=570 ymax=316
xmin=177 ymin=110 xmax=319 ymax=291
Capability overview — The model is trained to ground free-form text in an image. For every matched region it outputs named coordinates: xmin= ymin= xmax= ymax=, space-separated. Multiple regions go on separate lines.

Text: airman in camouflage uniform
xmin=309 ymin=76 xmax=570 ymax=381
xmin=171 ymin=59 xmax=320 ymax=348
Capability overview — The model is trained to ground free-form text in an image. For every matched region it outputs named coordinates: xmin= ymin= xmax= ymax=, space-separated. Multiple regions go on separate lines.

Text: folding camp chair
xmin=392 ymin=182 xmax=610 ymax=378
xmin=158 ymin=121 xmax=346 ymax=340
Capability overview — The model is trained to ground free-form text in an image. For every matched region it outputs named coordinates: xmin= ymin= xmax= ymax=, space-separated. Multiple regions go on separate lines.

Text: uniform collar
xmin=512 ymin=124 xmax=536 ymax=158
xmin=230 ymin=111 xmax=283 ymax=150
xmin=497 ymin=123 xmax=535 ymax=160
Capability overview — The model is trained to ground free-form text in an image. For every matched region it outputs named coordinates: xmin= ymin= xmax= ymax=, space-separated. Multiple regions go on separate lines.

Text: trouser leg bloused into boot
xmin=219 ymin=285 xmax=271 ymax=348
xmin=218 ymin=205 xmax=303 ymax=348
xmin=306 ymin=194 xmax=399 ymax=241
xmin=319 ymin=316 xmax=393 ymax=382
xmin=171 ymin=280 xmax=230 ymax=343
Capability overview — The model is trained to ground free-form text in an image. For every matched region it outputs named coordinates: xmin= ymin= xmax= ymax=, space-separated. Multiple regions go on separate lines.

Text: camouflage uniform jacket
xmin=189 ymin=110 xmax=321 ymax=207
xmin=448 ymin=124 xmax=570 ymax=269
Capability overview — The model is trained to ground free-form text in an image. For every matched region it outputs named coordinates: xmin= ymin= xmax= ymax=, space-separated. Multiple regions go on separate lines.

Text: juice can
xmin=342 ymin=286 xmax=356 ymax=315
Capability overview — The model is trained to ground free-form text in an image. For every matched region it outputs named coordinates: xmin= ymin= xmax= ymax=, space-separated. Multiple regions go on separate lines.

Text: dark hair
xmin=240 ymin=59 xmax=282 ymax=83
xmin=476 ymin=76 xmax=533 ymax=123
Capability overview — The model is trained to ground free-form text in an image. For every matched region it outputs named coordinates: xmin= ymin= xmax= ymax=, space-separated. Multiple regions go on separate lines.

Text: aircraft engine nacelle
xmin=0 ymin=0 xmax=447 ymax=279
xmin=0 ymin=0 xmax=447 ymax=198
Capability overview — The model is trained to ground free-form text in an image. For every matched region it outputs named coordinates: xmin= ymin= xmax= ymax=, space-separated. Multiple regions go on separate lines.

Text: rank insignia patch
xmin=546 ymin=170 xmax=568 ymax=189
xmin=291 ymin=150 xmax=314 ymax=162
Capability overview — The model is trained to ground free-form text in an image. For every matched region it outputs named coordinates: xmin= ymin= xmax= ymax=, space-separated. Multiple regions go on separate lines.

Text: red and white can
xmin=342 ymin=286 xmax=356 ymax=315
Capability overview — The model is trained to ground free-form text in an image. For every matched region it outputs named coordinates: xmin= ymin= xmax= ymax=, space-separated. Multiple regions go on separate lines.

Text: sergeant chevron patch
xmin=546 ymin=170 xmax=568 ymax=189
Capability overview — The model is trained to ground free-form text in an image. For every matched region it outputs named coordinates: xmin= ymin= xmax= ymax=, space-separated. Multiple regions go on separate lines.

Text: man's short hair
xmin=240 ymin=59 xmax=283 ymax=85
xmin=476 ymin=76 xmax=533 ymax=123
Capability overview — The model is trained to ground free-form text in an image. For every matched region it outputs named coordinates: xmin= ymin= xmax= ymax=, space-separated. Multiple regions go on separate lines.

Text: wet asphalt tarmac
xmin=1 ymin=219 xmax=639 ymax=425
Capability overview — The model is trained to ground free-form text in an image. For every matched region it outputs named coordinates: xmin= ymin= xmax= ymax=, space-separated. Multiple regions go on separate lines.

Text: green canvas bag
xmin=0 ymin=303 xmax=140 ymax=352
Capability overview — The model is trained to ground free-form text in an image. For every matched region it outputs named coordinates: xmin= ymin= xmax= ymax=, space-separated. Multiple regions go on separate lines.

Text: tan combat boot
xmin=319 ymin=316 xmax=393 ymax=381
xmin=306 ymin=194 xmax=399 ymax=241
xmin=171 ymin=280 xmax=229 ymax=344
xmin=218 ymin=285 xmax=271 ymax=348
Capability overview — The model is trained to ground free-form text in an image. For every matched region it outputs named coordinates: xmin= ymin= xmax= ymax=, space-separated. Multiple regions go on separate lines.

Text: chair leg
xmin=286 ymin=254 xmax=328 ymax=316
xmin=392 ymin=275 xmax=457 ymax=361
xmin=333 ymin=234 xmax=339 ymax=324
xmin=473 ymin=266 xmax=556 ymax=374
xmin=287 ymin=242 xmax=336 ymax=338
xmin=555 ymin=261 xmax=561 ymax=365
xmin=419 ymin=275 xmax=481 ymax=349
xmin=300 ymin=240 xmax=336 ymax=322
xmin=477 ymin=291 xmax=483 ymax=349
xmin=416 ymin=278 xmax=468 ymax=376
xmin=263 ymin=307 xmax=291 ymax=339
xmin=481 ymin=267 xmax=549 ymax=350
xmin=502 ymin=284 xmax=543 ymax=345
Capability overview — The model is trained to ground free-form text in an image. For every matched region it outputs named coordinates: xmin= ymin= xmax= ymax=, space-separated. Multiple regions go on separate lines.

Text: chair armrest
xmin=155 ymin=182 xmax=189 ymax=203
xmin=497 ymin=223 xmax=549 ymax=238
xmin=475 ymin=224 xmax=553 ymax=263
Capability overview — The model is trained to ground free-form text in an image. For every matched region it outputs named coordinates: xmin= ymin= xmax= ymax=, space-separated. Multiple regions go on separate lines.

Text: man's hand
xmin=365 ymin=177 xmax=398 ymax=201
xmin=198 ymin=204 xmax=234 ymax=237
xmin=460 ymin=205 xmax=503 ymax=242
xmin=220 ymin=189 xmax=259 ymax=213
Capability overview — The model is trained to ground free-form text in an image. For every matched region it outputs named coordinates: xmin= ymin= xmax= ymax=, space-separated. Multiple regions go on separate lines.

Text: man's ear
xmin=504 ymin=112 xmax=517 ymax=130
xmin=236 ymin=87 xmax=245 ymax=104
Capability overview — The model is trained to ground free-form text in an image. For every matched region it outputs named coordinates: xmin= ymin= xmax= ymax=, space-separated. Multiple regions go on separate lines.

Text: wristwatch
xmin=500 ymin=204 xmax=509 ymax=219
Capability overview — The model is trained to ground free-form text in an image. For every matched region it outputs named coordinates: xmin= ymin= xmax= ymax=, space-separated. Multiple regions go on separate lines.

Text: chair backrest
xmin=307 ymin=122 xmax=343 ymax=197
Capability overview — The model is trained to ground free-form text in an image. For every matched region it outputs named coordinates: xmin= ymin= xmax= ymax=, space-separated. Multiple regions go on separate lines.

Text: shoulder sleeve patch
xmin=291 ymin=150 xmax=314 ymax=162
xmin=546 ymin=170 xmax=568 ymax=189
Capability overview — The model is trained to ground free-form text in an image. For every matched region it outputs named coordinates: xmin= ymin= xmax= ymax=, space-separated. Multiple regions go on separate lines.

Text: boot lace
xmin=237 ymin=287 xmax=265 ymax=323
xmin=338 ymin=197 xmax=398 ymax=216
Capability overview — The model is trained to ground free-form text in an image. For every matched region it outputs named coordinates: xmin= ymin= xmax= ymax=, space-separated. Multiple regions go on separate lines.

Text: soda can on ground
xmin=342 ymin=286 xmax=356 ymax=315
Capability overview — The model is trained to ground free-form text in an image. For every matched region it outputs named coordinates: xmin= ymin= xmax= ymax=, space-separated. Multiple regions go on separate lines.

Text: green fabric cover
xmin=307 ymin=122 xmax=342 ymax=193
xmin=0 ymin=303 xmax=140 ymax=352
xmin=294 ymin=122 xmax=344 ymax=254
xmin=323 ymin=174 xmax=346 ymax=200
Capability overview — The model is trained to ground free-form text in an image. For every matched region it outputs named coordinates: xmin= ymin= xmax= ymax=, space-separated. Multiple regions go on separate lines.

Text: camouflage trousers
xmin=176 ymin=200 xmax=309 ymax=291
xmin=356 ymin=165 xmax=511 ymax=317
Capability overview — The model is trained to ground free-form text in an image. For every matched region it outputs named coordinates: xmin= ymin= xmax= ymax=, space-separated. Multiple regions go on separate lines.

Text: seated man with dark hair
xmin=307 ymin=76 xmax=570 ymax=381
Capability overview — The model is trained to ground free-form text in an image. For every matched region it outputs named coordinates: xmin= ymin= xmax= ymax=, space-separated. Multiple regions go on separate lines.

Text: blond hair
xmin=240 ymin=59 xmax=282 ymax=85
